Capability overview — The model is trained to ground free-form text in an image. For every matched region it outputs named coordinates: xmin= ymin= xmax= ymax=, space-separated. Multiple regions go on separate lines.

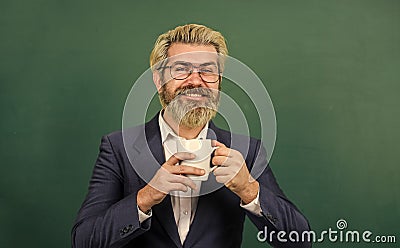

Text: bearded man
xmin=72 ymin=24 xmax=311 ymax=248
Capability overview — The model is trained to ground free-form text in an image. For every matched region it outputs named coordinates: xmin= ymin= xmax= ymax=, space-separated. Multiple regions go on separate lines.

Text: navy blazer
xmin=72 ymin=115 xmax=311 ymax=248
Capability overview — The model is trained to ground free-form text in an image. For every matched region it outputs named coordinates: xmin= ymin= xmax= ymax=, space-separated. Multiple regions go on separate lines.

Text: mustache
xmin=174 ymin=86 xmax=215 ymax=97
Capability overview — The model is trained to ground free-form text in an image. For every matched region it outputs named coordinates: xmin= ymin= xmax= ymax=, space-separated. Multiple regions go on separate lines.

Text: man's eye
xmin=200 ymin=67 xmax=217 ymax=73
xmin=174 ymin=66 xmax=189 ymax=72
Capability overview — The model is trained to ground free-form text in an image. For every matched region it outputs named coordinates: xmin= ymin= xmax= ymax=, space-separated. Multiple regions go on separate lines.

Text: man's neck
xmin=162 ymin=110 xmax=205 ymax=140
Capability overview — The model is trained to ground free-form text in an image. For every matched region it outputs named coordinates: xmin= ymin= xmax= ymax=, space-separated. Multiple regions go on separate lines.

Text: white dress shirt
xmin=137 ymin=112 xmax=262 ymax=244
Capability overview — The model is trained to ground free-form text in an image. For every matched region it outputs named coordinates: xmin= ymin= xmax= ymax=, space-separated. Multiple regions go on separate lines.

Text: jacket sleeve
xmin=71 ymin=135 xmax=150 ymax=248
xmin=245 ymin=140 xmax=312 ymax=248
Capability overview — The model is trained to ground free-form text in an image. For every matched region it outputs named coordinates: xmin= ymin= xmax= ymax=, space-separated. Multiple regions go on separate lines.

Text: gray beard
xmin=161 ymin=87 xmax=219 ymax=128
xmin=168 ymin=98 xmax=217 ymax=128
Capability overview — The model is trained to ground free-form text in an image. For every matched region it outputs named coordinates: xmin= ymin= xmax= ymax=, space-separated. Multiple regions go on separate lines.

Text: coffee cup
xmin=176 ymin=139 xmax=216 ymax=181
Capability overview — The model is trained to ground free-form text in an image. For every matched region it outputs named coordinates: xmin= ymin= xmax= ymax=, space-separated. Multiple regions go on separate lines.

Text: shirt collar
xmin=158 ymin=111 xmax=209 ymax=143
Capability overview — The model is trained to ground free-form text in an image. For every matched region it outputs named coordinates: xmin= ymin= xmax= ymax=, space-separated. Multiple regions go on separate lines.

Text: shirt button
xmin=183 ymin=210 xmax=188 ymax=215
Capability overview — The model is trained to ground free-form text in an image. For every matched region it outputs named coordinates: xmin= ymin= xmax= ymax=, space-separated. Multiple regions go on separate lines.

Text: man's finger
xmin=212 ymin=155 xmax=229 ymax=166
xmin=212 ymin=166 xmax=235 ymax=176
xmin=214 ymin=147 xmax=232 ymax=157
xmin=165 ymin=152 xmax=195 ymax=166
xmin=169 ymin=165 xmax=205 ymax=176
xmin=215 ymin=175 xmax=233 ymax=184
xmin=213 ymin=140 xmax=226 ymax=148
xmin=171 ymin=175 xmax=197 ymax=190
xmin=171 ymin=183 xmax=189 ymax=192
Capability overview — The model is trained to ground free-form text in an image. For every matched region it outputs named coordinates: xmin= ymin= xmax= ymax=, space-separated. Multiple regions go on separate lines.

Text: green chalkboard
xmin=1 ymin=0 xmax=399 ymax=247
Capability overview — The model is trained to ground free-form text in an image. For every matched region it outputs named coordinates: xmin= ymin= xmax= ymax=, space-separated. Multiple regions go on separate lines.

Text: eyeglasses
xmin=158 ymin=61 xmax=220 ymax=83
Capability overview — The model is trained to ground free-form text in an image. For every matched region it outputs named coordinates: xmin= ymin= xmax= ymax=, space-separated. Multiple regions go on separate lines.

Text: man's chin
xmin=178 ymin=109 xmax=217 ymax=129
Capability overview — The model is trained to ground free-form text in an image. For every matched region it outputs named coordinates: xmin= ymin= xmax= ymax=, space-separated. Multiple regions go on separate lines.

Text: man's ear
xmin=153 ymin=70 xmax=162 ymax=93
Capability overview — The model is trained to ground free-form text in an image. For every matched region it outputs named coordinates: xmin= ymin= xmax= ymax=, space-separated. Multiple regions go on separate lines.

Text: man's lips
xmin=182 ymin=93 xmax=205 ymax=97
xmin=180 ymin=94 xmax=207 ymax=101
xmin=177 ymin=91 xmax=209 ymax=99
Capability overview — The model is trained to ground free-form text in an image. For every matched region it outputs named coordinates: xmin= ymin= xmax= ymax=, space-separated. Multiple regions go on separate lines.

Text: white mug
xmin=177 ymin=139 xmax=216 ymax=181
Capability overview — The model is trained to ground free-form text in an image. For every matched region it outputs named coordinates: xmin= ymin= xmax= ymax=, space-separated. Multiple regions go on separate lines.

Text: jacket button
xmin=266 ymin=213 xmax=275 ymax=223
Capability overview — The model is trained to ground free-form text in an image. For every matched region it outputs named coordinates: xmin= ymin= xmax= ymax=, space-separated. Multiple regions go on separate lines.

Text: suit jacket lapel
xmin=130 ymin=115 xmax=182 ymax=248
xmin=184 ymin=122 xmax=230 ymax=247
xmin=153 ymin=195 xmax=182 ymax=248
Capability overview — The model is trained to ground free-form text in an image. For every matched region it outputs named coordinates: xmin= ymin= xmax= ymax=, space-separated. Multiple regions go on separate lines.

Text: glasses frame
xmin=158 ymin=61 xmax=221 ymax=83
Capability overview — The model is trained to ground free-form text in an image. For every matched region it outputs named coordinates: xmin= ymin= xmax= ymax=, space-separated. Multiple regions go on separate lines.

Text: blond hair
xmin=150 ymin=24 xmax=228 ymax=70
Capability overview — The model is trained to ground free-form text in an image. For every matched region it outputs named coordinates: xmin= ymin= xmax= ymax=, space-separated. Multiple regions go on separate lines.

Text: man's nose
xmin=185 ymin=70 xmax=205 ymax=86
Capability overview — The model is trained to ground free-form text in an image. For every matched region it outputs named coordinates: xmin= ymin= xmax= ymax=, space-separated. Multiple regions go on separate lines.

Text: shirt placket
xmin=177 ymin=189 xmax=191 ymax=243
xmin=164 ymin=136 xmax=193 ymax=244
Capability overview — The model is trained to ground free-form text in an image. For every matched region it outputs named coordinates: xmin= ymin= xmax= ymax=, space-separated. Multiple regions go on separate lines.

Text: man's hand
xmin=137 ymin=152 xmax=205 ymax=213
xmin=212 ymin=141 xmax=259 ymax=204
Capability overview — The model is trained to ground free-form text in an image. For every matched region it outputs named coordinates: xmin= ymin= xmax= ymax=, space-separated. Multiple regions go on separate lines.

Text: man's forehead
xmin=166 ymin=51 xmax=220 ymax=64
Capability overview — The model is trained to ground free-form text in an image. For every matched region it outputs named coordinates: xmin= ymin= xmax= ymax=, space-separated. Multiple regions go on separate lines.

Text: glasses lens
xmin=199 ymin=64 xmax=219 ymax=83
xmin=170 ymin=62 xmax=220 ymax=83
xmin=171 ymin=62 xmax=191 ymax=80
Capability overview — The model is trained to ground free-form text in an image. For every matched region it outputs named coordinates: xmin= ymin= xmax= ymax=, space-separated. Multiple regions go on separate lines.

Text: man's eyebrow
xmin=199 ymin=62 xmax=217 ymax=66
xmin=172 ymin=61 xmax=218 ymax=66
xmin=172 ymin=60 xmax=191 ymax=65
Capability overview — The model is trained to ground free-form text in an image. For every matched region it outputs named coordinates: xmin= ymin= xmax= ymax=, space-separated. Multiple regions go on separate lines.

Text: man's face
xmin=156 ymin=43 xmax=221 ymax=128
